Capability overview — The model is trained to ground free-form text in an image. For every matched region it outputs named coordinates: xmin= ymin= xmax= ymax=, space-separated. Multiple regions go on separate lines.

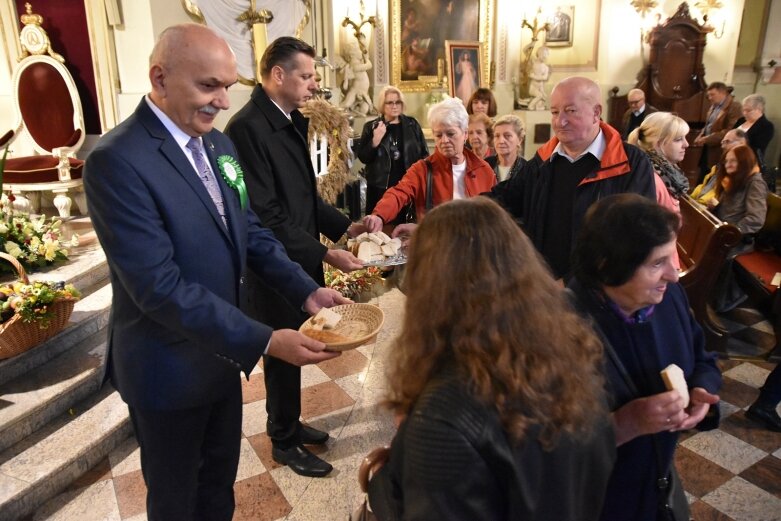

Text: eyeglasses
xmin=384 ymin=100 xmax=402 ymax=106
xmin=721 ymin=138 xmax=737 ymax=146
xmin=628 ymin=99 xmax=644 ymax=105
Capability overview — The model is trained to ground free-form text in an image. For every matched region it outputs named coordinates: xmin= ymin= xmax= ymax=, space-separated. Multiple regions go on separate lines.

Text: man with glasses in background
xmin=621 ymin=88 xmax=657 ymax=140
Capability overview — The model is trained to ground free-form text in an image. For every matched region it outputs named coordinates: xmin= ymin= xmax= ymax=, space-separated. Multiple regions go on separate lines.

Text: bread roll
xmin=660 ymin=364 xmax=690 ymax=408
xmin=311 ymin=307 xmax=342 ymax=330
xmin=302 ymin=328 xmax=351 ymax=344
xmin=357 ymin=241 xmax=382 ymax=262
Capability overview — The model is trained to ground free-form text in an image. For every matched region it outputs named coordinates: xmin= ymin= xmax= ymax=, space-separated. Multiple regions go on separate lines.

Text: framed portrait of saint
xmin=546 ymin=5 xmax=574 ymax=47
xmin=445 ymin=41 xmax=483 ymax=106
xmin=392 ymin=0 xmax=493 ymax=92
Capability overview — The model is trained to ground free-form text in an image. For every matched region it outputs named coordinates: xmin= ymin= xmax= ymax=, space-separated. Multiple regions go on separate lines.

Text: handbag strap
xmin=424 ymin=159 xmax=433 ymax=211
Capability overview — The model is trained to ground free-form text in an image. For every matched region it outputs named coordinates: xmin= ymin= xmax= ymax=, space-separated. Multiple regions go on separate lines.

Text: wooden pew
xmin=734 ymin=192 xmax=781 ymax=361
xmin=677 ymin=195 xmax=742 ymax=355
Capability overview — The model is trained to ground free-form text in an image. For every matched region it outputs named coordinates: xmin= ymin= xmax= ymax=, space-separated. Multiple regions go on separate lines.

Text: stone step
xmin=0 ymin=330 xmax=107 ymax=453
xmin=0 ymin=283 xmax=112 ymax=386
xmin=0 ymin=385 xmax=131 ymax=521
xmin=0 ymin=220 xmax=126 ymax=520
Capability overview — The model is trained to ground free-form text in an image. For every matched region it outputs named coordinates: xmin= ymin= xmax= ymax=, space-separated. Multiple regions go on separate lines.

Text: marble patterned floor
xmin=23 ymin=287 xmax=781 ymax=521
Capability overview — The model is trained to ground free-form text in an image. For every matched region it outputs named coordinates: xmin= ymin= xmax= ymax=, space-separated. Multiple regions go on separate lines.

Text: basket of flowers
xmin=0 ymin=252 xmax=80 ymax=360
xmin=324 ymin=266 xmax=384 ymax=300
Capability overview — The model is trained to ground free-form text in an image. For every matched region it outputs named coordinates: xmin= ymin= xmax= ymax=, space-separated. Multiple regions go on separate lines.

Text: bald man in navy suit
xmin=84 ymin=24 xmax=347 ymax=521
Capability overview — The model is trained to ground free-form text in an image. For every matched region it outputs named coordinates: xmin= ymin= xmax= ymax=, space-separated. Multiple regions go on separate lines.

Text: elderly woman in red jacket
xmin=363 ymin=97 xmax=496 ymax=232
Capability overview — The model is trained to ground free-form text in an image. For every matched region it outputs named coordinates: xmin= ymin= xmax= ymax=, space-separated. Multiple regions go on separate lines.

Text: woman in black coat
xmin=734 ymin=93 xmax=775 ymax=165
xmin=356 ymin=85 xmax=428 ymax=218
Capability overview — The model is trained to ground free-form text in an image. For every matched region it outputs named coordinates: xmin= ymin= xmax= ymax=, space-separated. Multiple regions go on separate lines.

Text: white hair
xmin=428 ymin=97 xmax=469 ymax=131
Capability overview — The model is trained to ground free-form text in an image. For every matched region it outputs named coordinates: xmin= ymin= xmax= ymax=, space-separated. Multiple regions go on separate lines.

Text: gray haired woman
xmin=364 ymin=97 xmax=496 ymax=232
xmin=736 ymin=94 xmax=774 ymax=156
xmin=734 ymin=93 xmax=775 ymax=183
xmin=486 ymin=114 xmax=526 ymax=182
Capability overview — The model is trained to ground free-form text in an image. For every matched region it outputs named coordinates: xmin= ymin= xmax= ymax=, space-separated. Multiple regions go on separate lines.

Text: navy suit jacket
xmin=84 ymin=98 xmax=318 ymax=410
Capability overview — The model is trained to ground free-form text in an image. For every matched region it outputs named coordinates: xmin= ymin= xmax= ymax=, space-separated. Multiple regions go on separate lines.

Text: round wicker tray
xmin=0 ymin=252 xmax=77 ymax=360
xmin=299 ymin=303 xmax=384 ymax=352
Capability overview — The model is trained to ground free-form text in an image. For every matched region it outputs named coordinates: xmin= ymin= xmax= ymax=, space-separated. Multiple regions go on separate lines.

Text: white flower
xmin=32 ymin=215 xmax=47 ymax=233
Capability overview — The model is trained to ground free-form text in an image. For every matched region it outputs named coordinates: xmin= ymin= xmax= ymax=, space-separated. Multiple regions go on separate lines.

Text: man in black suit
xmin=621 ymin=88 xmax=657 ymax=140
xmin=225 ymin=37 xmax=365 ymax=477
xmin=83 ymin=24 xmax=346 ymax=520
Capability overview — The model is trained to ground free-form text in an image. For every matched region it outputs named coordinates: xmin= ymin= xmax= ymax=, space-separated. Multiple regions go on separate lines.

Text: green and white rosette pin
xmin=217 ymin=155 xmax=248 ymax=210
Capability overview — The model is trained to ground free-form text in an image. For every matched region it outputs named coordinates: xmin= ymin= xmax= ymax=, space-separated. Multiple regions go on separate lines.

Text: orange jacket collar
xmin=536 ymin=122 xmax=631 ymax=185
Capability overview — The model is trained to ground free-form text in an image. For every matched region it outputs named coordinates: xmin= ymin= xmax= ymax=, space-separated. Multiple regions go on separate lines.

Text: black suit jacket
xmin=83 ymin=98 xmax=318 ymax=410
xmin=621 ymin=104 xmax=658 ymax=139
xmin=225 ymin=85 xmax=351 ymax=328
xmin=735 ymin=115 xmax=775 ymax=158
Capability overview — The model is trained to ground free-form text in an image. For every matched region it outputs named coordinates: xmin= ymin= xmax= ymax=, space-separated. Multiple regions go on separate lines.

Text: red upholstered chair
xmin=2 ymin=5 xmax=86 ymax=217
xmin=735 ymin=193 xmax=781 ymax=361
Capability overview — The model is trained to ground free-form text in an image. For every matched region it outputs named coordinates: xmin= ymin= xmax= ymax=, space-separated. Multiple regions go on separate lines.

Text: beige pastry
xmin=660 ymin=364 xmax=690 ymax=408
xmin=309 ymin=307 xmax=342 ymax=331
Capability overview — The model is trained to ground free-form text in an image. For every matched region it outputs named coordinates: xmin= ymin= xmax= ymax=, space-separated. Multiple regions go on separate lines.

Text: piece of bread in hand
xmin=660 ymin=364 xmax=690 ymax=408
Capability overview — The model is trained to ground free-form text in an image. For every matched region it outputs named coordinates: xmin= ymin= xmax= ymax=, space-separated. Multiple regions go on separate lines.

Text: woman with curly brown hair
xmin=368 ymin=198 xmax=616 ymax=521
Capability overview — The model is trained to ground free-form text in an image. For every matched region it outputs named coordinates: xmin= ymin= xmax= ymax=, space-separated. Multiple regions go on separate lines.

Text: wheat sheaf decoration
xmin=301 ymin=98 xmax=356 ymax=204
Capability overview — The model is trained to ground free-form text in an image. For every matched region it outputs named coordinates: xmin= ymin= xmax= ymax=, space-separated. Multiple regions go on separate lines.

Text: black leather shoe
xmin=300 ymin=424 xmax=329 ymax=445
xmin=746 ymin=402 xmax=781 ymax=432
xmin=272 ymin=444 xmax=333 ymax=477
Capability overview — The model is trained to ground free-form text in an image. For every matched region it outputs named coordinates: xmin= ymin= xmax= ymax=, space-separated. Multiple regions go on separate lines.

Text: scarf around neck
xmin=647 ymin=149 xmax=689 ymax=198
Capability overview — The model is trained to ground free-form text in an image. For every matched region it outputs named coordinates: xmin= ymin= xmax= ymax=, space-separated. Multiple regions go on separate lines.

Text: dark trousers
xmin=128 ymin=380 xmax=242 ymax=521
xmin=264 ymin=354 xmax=302 ymax=449
xmin=759 ymin=363 xmax=781 ymax=405
xmin=698 ymin=144 xmax=716 ymax=184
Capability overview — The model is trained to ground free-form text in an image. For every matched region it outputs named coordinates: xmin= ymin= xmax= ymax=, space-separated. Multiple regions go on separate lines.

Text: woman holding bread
xmin=367 ymin=198 xmax=616 ymax=520
xmin=569 ymin=194 xmax=721 ymax=521
xmin=363 ymin=97 xmax=495 ymax=233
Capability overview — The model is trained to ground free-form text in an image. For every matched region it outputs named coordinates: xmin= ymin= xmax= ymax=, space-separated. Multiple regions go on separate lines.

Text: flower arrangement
xmin=325 ymin=266 xmax=383 ymax=300
xmin=0 ymin=280 xmax=80 ymax=328
xmin=0 ymin=144 xmax=78 ymax=274
xmin=0 ymin=205 xmax=79 ymax=273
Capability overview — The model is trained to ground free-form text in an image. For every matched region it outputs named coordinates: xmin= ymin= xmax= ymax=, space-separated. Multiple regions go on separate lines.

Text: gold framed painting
xmin=445 ymin=41 xmax=484 ymax=106
xmin=391 ymin=0 xmax=493 ymax=92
